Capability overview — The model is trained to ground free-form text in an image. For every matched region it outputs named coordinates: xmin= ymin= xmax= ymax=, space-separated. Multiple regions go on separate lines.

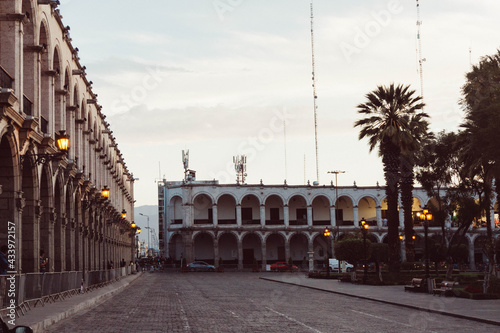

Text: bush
xmin=401 ymin=262 xmax=423 ymax=271
xmin=488 ymin=275 xmax=500 ymax=294
xmin=464 ymin=285 xmax=481 ymax=293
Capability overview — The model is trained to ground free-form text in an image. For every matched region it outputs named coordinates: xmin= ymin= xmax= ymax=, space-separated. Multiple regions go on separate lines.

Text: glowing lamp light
xmin=101 ymin=186 xmax=110 ymax=198
xmin=121 ymin=209 xmax=127 ymax=219
xmin=131 ymin=222 xmax=136 ymax=229
xmin=137 ymin=227 xmax=141 ymax=234
xmin=56 ymin=130 xmax=70 ymax=151
xmin=363 ymin=223 xmax=369 ymax=230
xmin=323 ymin=228 xmax=331 ymax=237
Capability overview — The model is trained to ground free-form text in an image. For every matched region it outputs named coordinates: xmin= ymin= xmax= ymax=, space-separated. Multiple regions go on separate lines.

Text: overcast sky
xmin=58 ymin=0 xmax=500 ymax=207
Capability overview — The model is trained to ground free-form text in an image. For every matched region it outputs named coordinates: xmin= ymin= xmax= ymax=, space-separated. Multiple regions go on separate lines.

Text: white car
xmin=329 ymin=259 xmax=353 ymax=272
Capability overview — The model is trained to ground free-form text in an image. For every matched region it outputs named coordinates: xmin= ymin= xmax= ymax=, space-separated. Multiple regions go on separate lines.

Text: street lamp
xmin=121 ymin=209 xmax=127 ymax=219
xmin=323 ymin=228 xmax=331 ymax=278
xmin=101 ymin=186 xmax=110 ymax=199
xmin=420 ymin=206 xmax=432 ymax=281
xmin=360 ymin=218 xmax=369 ymax=284
xmin=140 ymin=213 xmax=150 ymax=257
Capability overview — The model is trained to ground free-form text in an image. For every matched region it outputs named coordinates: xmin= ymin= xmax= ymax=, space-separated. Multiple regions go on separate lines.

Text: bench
xmin=404 ymin=278 xmax=427 ymax=292
xmin=433 ymin=280 xmax=459 ymax=296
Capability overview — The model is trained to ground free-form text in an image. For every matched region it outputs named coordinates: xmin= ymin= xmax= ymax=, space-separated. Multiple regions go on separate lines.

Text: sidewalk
xmin=11 ymin=272 xmax=143 ymax=333
xmin=260 ymin=274 xmax=500 ymax=326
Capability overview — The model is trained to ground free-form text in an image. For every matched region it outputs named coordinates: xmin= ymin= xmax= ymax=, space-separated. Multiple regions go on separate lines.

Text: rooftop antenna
xmin=233 ymin=155 xmax=247 ymax=184
xmin=416 ymin=0 xmax=426 ymax=99
xmin=310 ymin=0 xmax=320 ymax=184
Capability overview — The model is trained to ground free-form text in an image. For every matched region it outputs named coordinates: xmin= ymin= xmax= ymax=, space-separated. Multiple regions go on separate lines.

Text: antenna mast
xmin=310 ymin=1 xmax=320 ymax=183
xmin=284 ymin=119 xmax=288 ymax=180
xmin=416 ymin=0 xmax=425 ymax=99
xmin=233 ymin=155 xmax=247 ymax=184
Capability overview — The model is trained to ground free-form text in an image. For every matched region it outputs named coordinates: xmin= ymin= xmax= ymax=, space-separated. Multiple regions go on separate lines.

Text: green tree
xmin=368 ymin=243 xmax=389 ymax=282
xmin=400 ymin=113 xmax=432 ymax=262
xmin=334 ymin=238 xmax=371 ymax=269
xmin=354 ymin=83 xmax=425 ymax=273
xmin=460 ymin=50 xmax=500 ymax=282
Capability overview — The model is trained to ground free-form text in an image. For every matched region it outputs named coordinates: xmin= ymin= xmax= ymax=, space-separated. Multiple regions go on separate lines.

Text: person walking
xmin=40 ymin=249 xmax=48 ymax=273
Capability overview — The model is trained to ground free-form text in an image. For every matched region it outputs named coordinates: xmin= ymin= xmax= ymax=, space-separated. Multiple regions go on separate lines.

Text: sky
xmin=57 ymin=0 xmax=500 ymax=209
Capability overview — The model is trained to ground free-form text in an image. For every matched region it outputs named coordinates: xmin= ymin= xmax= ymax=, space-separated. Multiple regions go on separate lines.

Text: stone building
xmin=0 ymin=0 xmax=135 ymax=273
xmin=158 ymin=179 xmax=499 ymax=271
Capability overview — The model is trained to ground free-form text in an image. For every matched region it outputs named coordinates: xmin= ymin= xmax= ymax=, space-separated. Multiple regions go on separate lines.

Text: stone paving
xmin=29 ymin=272 xmax=500 ymax=333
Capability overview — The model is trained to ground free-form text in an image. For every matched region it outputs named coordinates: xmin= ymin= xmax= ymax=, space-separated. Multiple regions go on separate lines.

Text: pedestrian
xmin=0 ymin=245 xmax=9 ymax=275
xmin=40 ymin=249 xmax=48 ymax=273
xmin=120 ymin=258 xmax=126 ymax=268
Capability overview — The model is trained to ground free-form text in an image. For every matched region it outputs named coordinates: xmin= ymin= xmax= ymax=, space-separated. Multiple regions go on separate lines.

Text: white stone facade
xmin=158 ymin=180 xmax=499 ymax=271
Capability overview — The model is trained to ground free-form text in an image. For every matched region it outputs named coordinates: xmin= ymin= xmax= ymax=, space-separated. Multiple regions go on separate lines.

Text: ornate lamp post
xmin=360 ymin=218 xmax=369 ymax=284
xmin=324 ymin=227 xmax=331 ymax=278
xmin=420 ymin=206 xmax=432 ymax=280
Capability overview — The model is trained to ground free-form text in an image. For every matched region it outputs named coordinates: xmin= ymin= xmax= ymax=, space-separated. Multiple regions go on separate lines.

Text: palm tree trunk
xmin=382 ymin=141 xmax=401 ymax=273
xmin=400 ymin=154 xmax=415 ymax=262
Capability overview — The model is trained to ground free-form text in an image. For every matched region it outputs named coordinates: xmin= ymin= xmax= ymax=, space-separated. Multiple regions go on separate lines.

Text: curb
xmin=259 ymin=277 xmax=500 ymax=327
xmin=29 ymin=273 xmax=144 ymax=333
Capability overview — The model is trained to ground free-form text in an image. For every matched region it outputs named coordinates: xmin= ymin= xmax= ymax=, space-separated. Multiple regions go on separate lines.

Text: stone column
xmin=261 ymin=241 xmax=267 ymax=271
xmin=353 ymin=206 xmax=359 ymax=227
xmin=307 ymin=206 xmax=313 ymax=227
xmin=212 ymin=204 xmax=218 ymax=227
xmin=236 ymin=204 xmax=242 ymax=227
xmin=376 ymin=206 xmax=382 ymax=228
xmin=214 ymin=239 xmax=219 ymax=267
xmin=285 ymin=238 xmax=291 ymax=263
xmin=283 ymin=205 xmax=289 ymax=227
xmin=260 ymin=205 xmax=265 ymax=227
xmin=490 ymin=207 xmax=495 ymax=230
xmin=237 ymin=238 xmax=243 ymax=271
xmin=330 ymin=206 xmax=336 ymax=227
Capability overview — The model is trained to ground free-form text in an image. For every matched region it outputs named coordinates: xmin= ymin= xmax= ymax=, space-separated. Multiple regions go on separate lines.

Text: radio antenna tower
xmin=233 ymin=155 xmax=247 ymax=184
xmin=310 ymin=1 xmax=320 ymax=183
xmin=416 ymin=0 xmax=425 ymax=99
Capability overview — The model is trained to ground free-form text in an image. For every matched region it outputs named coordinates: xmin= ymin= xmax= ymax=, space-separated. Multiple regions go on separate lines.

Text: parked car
xmin=328 ymin=259 xmax=353 ymax=273
xmin=186 ymin=261 xmax=216 ymax=272
xmin=270 ymin=262 xmax=299 ymax=272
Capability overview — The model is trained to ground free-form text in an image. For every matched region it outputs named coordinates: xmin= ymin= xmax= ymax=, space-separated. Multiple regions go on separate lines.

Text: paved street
xmin=46 ymin=272 xmax=498 ymax=333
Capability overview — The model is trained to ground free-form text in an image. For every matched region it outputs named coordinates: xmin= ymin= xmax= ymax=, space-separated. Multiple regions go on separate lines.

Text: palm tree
xmin=354 ymin=83 xmax=425 ymax=273
xmin=400 ymin=113 xmax=431 ymax=262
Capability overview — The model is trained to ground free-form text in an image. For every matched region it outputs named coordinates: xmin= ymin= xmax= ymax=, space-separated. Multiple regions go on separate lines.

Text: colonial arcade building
xmin=0 ymin=0 xmax=135 ymax=273
xmin=158 ymin=179 xmax=499 ymax=271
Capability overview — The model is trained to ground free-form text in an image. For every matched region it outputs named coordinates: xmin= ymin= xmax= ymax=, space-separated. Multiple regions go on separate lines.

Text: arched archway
xmin=218 ymin=194 xmax=236 ymax=225
xmin=169 ymin=233 xmax=184 ymax=263
xmin=312 ymin=195 xmax=330 ymax=226
xmin=193 ymin=233 xmax=214 ymax=264
xmin=266 ymin=233 xmax=285 ymax=262
xmin=168 ymin=195 xmax=183 ymax=225
xmin=241 ymin=194 xmax=260 ymax=225
xmin=193 ymin=194 xmax=213 ymax=225
xmin=358 ymin=196 xmax=376 ymax=226
xmin=336 ymin=196 xmax=354 ymax=226
xmin=289 ymin=195 xmax=307 ymax=226
xmin=290 ymin=233 xmax=309 ymax=267
xmin=218 ymin=233 xmax=238 ymax=267
xmin=242 ymin=233 xmax=262 ymax=268
xmin=265 ymin=195 xmax=284 ymax=226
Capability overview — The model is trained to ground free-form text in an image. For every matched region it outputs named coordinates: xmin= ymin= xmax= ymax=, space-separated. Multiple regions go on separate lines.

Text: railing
xmin=0 ymin=267 xmax=133 ymax=311
xmin=0 ymin=65 xmax=14 ymax=89
xmin=23 ymin=94 xmax=33 ymax=116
